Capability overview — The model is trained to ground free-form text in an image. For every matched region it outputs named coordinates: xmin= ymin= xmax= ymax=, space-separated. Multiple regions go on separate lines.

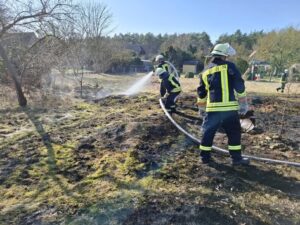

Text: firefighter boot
xmin=230 ymin=151 xmax=250 ymax=166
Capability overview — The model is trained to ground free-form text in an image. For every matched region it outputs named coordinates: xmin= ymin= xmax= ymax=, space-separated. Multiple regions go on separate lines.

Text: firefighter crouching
xmin=155 ymin=67 xmax=181 ymax=114
xmin=197 ymin=43 xmax=250 ymax=166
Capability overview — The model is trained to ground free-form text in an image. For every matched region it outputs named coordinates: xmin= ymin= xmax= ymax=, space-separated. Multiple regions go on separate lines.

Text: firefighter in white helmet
xmin=155 ymin=67 xmax=181 ymax=114
xmin=197 ymin=43 xmax=250 ymax=165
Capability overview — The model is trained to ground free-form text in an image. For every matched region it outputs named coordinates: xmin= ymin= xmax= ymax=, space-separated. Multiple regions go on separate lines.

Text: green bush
xmin=236 ymin=58 xmax=249 ymax=74
xmin=185 ymin=72 xmax=194 ymax=78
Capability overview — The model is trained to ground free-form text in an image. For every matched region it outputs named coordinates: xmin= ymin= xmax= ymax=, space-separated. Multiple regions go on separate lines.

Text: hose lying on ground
xmin=159 ymin=99 xmax=300 ymax=167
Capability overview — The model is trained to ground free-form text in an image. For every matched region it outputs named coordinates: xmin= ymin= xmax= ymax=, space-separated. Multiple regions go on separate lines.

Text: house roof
xmin=1 ymin=32 xmax=37 ymax=48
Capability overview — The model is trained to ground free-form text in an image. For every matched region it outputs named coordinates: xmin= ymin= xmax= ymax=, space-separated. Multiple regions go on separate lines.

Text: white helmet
xmin=284 ymin=69 xmax=288 ymax=73
xmin=155 ymin=55 xmax=164 ymax=62
xmin=155 ymin=68 xmax=165 ymax=76
xmin=211 ymin=43 xmax=236 ymax=56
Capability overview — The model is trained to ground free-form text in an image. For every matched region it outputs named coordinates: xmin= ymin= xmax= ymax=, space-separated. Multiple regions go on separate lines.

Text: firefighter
xmin=155 ymin=67 xmax=181 ymax=114
xmin=276 ymin=69 xmax=288 ymax=93
xmin=196 ymin=43 xmax=250 ymax=166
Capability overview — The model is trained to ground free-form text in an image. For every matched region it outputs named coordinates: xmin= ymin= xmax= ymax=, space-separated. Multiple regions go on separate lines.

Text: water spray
xmin=124 ymin=71 xmax=153 ymax=95
xmin=123 ymin=60 xmax=179 ymax=96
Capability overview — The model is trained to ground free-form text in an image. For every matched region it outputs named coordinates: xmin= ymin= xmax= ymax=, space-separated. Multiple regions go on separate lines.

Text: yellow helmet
xmin=211 ymin=43 xmax=236 ymax=56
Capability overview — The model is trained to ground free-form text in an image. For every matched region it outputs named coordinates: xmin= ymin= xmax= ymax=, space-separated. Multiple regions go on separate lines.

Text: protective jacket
xmin=280 ymin=72 xmax=288 ymax=83
xmin=157 ymin=61 xmax=169 ymax=72
xmin=159 ymin=71 xmax=181 ymax=97
xmin=197 ymin=58 xmax=246 ymax=112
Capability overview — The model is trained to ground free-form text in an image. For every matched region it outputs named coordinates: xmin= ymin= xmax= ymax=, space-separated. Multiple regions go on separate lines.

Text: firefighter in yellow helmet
xmin=197 ymin=43 xmax=250 ymax=165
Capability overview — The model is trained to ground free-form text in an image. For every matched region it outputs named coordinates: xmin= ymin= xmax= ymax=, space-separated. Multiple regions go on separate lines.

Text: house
xmin=141 ymin=60 xmax=153 ymax=72
xmin=289 ymin=63 xmax=300 ymax=81
xmin=129 ymin=60 xmax=153 ymax=73
xmin=1 ymin=32 xmax=37 ymax=50
xmin=182 ymin=60 xmax=200 ymax=74
xmin=125 ymin=43 xmax=145 ymax=56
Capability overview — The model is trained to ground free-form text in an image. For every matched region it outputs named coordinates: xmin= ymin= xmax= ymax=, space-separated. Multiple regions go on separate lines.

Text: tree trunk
xmin=80 ymin=67 xmax=84 ymax=98
xmin=0 ymin=42 xmax=27 ymax=107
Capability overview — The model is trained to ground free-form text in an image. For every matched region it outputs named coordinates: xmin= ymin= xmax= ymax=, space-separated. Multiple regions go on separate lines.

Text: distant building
xmin=129 ymin=60 xmax=153 ymax=73
xmin=125 ymin=43 xmax=145 ymax=56
xmin=1 ymin=32 xmax=37 ymax=50
xmin=141 ymin=60 xmax=153 ymax=72
xmin=289 ymin=63 xmax=300 ymax=81
xmin=182 ymin=60 xmax=200 ymax=74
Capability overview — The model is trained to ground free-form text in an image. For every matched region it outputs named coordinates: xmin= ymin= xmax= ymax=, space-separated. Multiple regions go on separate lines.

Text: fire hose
xmin=159 ymin=98 xmax=300 ymax=167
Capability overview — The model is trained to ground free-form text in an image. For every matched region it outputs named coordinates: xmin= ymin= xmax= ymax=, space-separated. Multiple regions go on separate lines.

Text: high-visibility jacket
xmin=157 ymin=61 xmax=169 ymax=72
xmin=197 ymin=58 xmax=246 ymax=112
xmin=159 ymin=71 xmax=181 ymax=96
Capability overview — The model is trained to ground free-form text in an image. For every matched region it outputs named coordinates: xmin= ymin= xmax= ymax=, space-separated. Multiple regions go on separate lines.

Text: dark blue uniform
xmin=197 ymin=57 xmax=247 ymax=163
xmin=276 ymin=72 xmax=288 ymax=93
xmin=158 ymin=67 xmax=181 ymax=113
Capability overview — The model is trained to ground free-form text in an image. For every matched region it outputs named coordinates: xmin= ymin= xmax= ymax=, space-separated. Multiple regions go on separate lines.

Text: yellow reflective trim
xmin=228 ymin=145 xmax=242 ymax=150
xmin=171 ymin=87 xmax=181 ymax=93
xmin=202 ymin=74 xmax=209 ymax=90
xmin=203 ymin=64 xmax=228 ymax=75
xmin=168 ymin=74 xmax=181 ymax=92
xmin=197 ymin=97 xmax=207 ymax=103
xmin=206 ymin=106 xmax=239 ymax=112
xmin=199 ymin=145 xmax=212 ymax=151
xmin=207 ymin=101 xmax=238 ymax=107
xmin=219 ymin=65 xmax=229 ymax=103
xmin=202 ymin=65 xmax=229 ymax=106
xmin=160 ymin=63 xmax=168 ymax=71
xmin=236 ymin=91 xmax=247 ymax=97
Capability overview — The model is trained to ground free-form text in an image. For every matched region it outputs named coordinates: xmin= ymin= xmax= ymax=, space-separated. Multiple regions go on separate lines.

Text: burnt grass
xmin=0 ymin=93 xmax=299 ymax=225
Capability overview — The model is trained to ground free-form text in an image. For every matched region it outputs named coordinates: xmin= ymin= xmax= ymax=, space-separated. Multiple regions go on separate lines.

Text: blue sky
xmin=102 ymin=0 xmax=300 ymax=42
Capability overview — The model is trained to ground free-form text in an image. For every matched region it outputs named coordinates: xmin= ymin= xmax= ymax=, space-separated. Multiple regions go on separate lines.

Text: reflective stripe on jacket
xmin=157 ymin=62 xmax=169 ymax=72
xmin=159 ymin=71 xmax=181 ymax=95
xmin=197 ymin=58 xmax=246 ymax=112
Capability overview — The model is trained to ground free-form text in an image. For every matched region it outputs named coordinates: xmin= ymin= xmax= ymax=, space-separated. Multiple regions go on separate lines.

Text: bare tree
xmin=75 ymin=1 xmax=113 ymax=73
xmin=51 ymin=0 xmax=113 ymax=99
xmin=0 ymin=0 xmax=73 ymax=107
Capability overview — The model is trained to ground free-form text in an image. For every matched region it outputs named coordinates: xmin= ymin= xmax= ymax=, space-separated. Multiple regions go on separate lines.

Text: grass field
xmin=143 ymin=76 xmax=300 ymax=98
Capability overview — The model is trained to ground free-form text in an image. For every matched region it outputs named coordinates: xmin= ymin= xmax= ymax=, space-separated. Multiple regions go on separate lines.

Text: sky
xmin=101 ymin=0 xmax=300 ymax=42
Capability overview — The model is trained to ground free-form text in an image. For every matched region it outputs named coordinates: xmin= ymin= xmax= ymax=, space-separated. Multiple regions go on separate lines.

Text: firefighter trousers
xmin=200 ymin=111 xmax=242 ymax=160
xmin=165 ymin=92 xmax=180 ymax=113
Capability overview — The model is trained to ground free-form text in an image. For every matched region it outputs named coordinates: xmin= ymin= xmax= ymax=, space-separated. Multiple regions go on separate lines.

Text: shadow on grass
xmin=23 ymin=107 xmax=75 ymax=197
xmin=208 ymin=162 xmax=300 ymax=197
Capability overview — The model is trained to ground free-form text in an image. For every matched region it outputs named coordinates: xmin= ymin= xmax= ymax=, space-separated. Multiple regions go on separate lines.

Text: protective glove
xmin=238 ymin=97 xmax=249 ymax=115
